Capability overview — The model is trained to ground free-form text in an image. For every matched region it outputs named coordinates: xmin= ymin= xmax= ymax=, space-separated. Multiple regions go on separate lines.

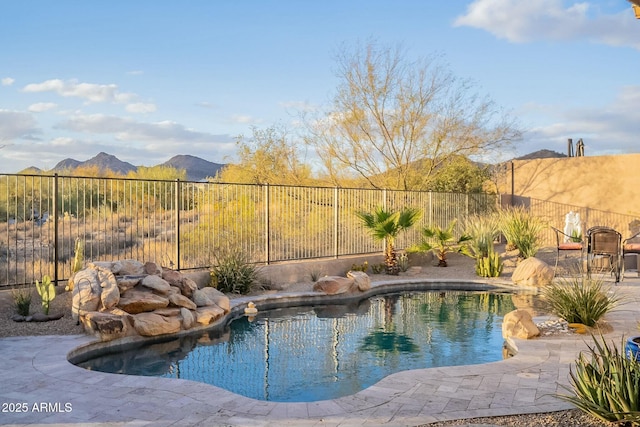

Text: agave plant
xmin=355 ymin=207 xmax=422 ymax=275
xmin=558 ymin=335 xmax=640 ymax=425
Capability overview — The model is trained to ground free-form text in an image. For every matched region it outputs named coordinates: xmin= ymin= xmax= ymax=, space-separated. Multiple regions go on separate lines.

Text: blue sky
xmin=1 ymin=0 xmax=639 ymax=173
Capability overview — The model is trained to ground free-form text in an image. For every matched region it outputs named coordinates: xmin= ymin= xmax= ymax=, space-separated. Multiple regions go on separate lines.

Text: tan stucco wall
xmin=499 ymin=153 xmax=640 ymax=217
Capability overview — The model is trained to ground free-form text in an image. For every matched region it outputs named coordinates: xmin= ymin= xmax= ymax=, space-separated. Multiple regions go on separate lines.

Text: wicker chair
xmin=586 ymin=226 xmax=623 ymax=282
xmin=623 ymin=230 xmax=640 ymax=276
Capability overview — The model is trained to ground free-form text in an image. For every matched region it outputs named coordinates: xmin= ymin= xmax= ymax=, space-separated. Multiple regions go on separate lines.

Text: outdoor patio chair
xmin=586 ymin=226 xmax=623 ymax=282
xmin=551 ymin=226 xmax=583 ymax=272
xmin=623 ymin=230 xmax=640 ymax=276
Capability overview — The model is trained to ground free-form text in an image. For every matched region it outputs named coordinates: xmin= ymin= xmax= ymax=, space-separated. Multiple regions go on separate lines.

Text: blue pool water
xmin=75 ymin=290 xmax=516 ymax=402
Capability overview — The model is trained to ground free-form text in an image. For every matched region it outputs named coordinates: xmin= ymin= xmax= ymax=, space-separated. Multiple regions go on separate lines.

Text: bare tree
xmin=305 ymin=41 xmax=522 ymax=190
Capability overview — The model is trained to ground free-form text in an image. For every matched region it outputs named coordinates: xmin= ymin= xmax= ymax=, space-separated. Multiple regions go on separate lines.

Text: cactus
xmin=398 ymin=253 xmax=410 ymax=272
xmin=35 ymin=275 xmax=56 ymax=315
xmin=475 ymin=251 xmax=503 ymax=278
xmin=66 ymin=238 xmax=84 ymax=291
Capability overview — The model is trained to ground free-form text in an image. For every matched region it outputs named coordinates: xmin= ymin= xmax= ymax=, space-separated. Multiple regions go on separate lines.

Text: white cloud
xmin=28 ymin=102 xmax=57 ymax=113
xmin=22 ymin=79 xmax=137 ymax=104
xmin=230 ymin=114 xmax=260 ymax=124
xmin=56 ymin=113 xmax=235 ymax=145
xmin=0 ymin=110 xmax=41 ymax=140
xmin=454 ymin=0 xmax=640 ymax=50
xmin=519 ymin=85 xmax=640 ymax=156
xmin=126 ymin=70 xmax=144 ymax=75
xmin=1 ymin=77 xmax=15 ymax=86
xmin=126 ymin=102 xmax=157 ymax=113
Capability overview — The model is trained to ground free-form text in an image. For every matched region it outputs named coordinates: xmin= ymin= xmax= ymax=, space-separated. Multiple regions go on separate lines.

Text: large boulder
xmin=98 ymin=268 xmax=120 ymax=311
xmin=82 ymin=312 xmax=129 ymax=341
xmin=512 ymin=257 xmax=554 ymax=287
xmin=117 ymin=290 xmax=169 ymax=314
xmin=141 ymin=275 xmax=171 ymax=295
xmin=502 ymin=309 xmax=540 ymax=340
xmin=313 ymin=276 xmax=356 ymax=295
xmin=347 ymin=271 xmax=371 ymax=291
xmin=112 ymin=259 xmax=145 ymax=276
xmin=180 ymin=308 xmax=195 ymax=330
xmin=117 ymin=275 xmax=143 ymax=293
xmin=71 ymin=267 xmax=103 ymax=320
xmin=133 ymin=313 xmax=181 ymax=336
xmin=198 ymin=287 xmax=230 ymax=312
xmin=168 ymin=293 xmax=197 ymax=310
xmin=195 ymin=305 xmax=225 ymax=325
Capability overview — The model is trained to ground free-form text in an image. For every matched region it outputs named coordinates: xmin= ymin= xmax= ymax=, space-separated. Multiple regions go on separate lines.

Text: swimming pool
xmin=74 ymin=290 xmax=516 ymax=402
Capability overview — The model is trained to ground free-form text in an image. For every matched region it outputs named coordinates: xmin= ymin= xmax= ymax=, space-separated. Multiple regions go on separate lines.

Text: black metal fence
xmin=0 ymin=173 xmax=498 ymax=287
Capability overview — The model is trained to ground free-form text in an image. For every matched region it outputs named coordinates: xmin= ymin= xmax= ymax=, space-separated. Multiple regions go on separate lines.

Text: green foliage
xmin=35 ymin=275 xmax=55 ymax=315
xmin=475 ymin=251 xmax=503 ymax=277
xmin=371 ymin=263 xmax=386 ymax=274
xmin=350 ymin=261 xmax=369 ymax=272
xmin=499 ymin=206 xmax=545 ymax=258
xmin=11 ymin=285 xmax=32 ymax=316
xmin=558 ymin=335 xmax=640 ymax=425
xmin=356 ymin=206 xmax=422 ymax=275
xmin=308 ymin=267 xmax=324 ymax=282
xmin=427 ymin=156 xmax=492 ymax=193
xmin=415 ymin=219 xmax=472 ymax=267
xmin=542 ymin=275 xmax=620 ymax=327
xmin=398 ymin=253 xmax=410 ymax=272
xmin=464 ymin=214 xmax=502 ymax=277
xmin=210 ymin=249 xmax=261 ymax=294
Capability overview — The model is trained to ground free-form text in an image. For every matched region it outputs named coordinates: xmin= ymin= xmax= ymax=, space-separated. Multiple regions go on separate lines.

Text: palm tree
xmin=355 ymin=207 xmax=422 ymax=275
xmin=418 ymin=219 xmax=472 ymax=267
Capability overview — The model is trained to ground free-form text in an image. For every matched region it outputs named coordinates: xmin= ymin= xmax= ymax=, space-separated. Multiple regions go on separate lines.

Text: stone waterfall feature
xmin=71 ymin=260 xmax=230 ymax=341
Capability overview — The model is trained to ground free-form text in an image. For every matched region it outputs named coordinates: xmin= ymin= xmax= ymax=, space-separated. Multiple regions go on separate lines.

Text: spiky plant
xmin=355 ymin=207 xmax=422 ymax=275
xmin=416 ymin=219 xmax=472 ymax=267
xmin=499 ymin=206 xmax=545 ymax=258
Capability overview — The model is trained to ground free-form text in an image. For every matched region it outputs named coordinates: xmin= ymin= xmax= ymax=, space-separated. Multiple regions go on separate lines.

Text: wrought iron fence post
xmin=264 ymin=184 xmax=270 ymax=265
xmin=175 ymin=179 xmax=181 ymax=270
xmin=334 ymin=187 xmax=339 ymax=259
xmin=53 ymin=173 xmax=59 ymax=286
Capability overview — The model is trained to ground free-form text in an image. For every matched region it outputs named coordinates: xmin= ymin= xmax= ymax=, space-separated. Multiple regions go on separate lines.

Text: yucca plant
xmin=11 ymin=285 xmax=32 ymax=316
xmin=210 ymin=248 xmax=261 ymax=294
xmin=499 ymin=206 xmax=545 ymax=258
xmin=542 ymin=274 xmax=620 ymax=327
xmin=558 ymin=335 xmax=640 ymax=425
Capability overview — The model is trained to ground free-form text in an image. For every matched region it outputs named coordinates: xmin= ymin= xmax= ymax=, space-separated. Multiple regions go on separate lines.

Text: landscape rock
xmin=153 ymin=307 xmax=182 ymax=317
xmin=195 ymin=305 xmax=225 ymax=325
xmin=198 ymin=287 xmax=230 ymax=312
xmin=71 ymin=267 xmax=103 ymax=320
xmin=502 ymin=309 xmax=540 ymax=340
xmin=168 ymin=293 xmax=197 ymax=310
xmin=177 ymin=277 xmax=198 ymax=298
xmin=347 ymin=270 xmax=371 ymax=291
xmin=180 ymin=308 xmax=195 ymax=329
xmin=99 ymin=268 xmax=120 ymax=310
xmin=143 ymin=261 xmax=162 ymax=276
xmin=117 ymin=290 xmax=169 ymax=314
xmin=161 ymin=269 xmax=183 ymax=286
xmin=313 ymin=276 xmax=356 ymax=295
xmin=116 ymin=275 xmax=143 ymax=293
xmin=141 ymin=275 xmax=171 ymax=294
xmin=83 ymin=312 xmax=128 ymax=341
xmin=133 ymin=313 xmax=181 ymax=336
xmin=512 ymin=257 xmax=554 ymax=287
xmin=112 ymin=259 xmax=145 ymax=276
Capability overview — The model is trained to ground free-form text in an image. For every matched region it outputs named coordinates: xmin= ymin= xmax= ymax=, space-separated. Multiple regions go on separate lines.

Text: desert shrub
xmin=350 ymin=261 xmax=369 ymax=272
xmin=464 ymin=214 xmax=502 ymax=277
xmin=499 ymin=206 xmax=545 ymax=258
xmin=308 ymin=267 xmax=324 ymax=282
xmin=210 ymin=249 xmax=260 ymax=294
xmin=559 ymin=335 xmax=640 ymax=426
xmin=371 ymin=263 xmax=386 ymax=274
xmin=542 ymin=275 xmax=620 ymax=327
xmin=11 ymin=285 xmax=32 ymax=316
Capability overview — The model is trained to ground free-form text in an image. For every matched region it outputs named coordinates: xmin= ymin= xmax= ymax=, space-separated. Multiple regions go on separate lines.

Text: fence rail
xmin=0 ymin=174 xmax=498 ymax=287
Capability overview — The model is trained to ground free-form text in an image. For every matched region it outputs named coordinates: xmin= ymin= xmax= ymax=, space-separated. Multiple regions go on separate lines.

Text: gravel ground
xmin=0 ymin=247 xmax=613 ymax=426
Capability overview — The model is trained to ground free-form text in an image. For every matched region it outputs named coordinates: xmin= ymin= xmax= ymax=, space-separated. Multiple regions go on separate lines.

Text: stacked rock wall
xmin=71 ymin=260 xmax=230 ymax=341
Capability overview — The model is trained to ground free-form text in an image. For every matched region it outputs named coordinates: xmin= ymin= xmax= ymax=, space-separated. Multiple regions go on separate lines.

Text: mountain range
xmin=22 ymin=149 xmax=566 ymax=181
xmin=26 ymin=152 xmax=225 ymax=181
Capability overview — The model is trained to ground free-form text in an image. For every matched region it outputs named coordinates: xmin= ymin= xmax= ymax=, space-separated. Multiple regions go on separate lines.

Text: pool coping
xmin=3 ymin=277 xmax=640 ymax=426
